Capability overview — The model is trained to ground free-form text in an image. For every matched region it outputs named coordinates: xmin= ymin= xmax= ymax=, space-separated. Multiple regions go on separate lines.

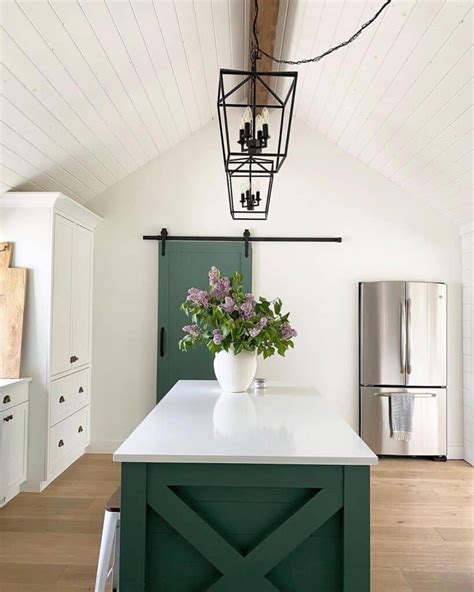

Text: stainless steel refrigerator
xmin=359 ymin=281 xmax=447 ymax=459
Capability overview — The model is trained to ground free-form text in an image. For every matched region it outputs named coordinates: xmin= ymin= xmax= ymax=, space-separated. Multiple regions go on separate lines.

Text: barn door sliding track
xmin=143 ymin=228 xmax=342 ymax=257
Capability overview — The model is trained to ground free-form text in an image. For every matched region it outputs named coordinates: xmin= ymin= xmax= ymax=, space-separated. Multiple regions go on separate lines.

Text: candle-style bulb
xmin=243 ymin=106 xmax=253 ymax=123
xmin=255 ymin=114 xmax=263 ymax=132
xmin=261 ymin=106 xmax=269 ymax=124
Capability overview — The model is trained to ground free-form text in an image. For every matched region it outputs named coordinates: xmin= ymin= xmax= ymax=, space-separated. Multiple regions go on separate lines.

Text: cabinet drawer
xmin=0 ymin=382 xmax=29 ymax=413
xmin=48 ymin=407 xmax=88 ymax=475
xmin=50 ymin=369 xmax=89 ymax=427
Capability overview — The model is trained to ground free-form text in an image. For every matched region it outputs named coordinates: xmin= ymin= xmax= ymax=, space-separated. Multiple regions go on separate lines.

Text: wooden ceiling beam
xmin=248 ymin=0 xmax=280 ymax=105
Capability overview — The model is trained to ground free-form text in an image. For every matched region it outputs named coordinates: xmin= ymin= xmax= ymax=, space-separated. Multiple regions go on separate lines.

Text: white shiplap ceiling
xmin=0 ymin=0 xmax=472 ymax=225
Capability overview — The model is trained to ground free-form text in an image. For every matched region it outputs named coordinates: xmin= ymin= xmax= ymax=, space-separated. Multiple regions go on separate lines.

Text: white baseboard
xmin=448 ymin=445 xmax=464 ymax=460
xmin=86 ymin=440 xmax=122 ymax=454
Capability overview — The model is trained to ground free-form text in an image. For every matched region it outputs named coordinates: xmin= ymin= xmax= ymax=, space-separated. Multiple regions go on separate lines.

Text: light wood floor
xmin=0 ymin=455 xmax=472 ymax=591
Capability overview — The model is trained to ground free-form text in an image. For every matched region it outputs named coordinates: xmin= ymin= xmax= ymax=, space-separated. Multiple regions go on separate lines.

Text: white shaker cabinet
xmin=51 ymin=217 xmax=93 ymax=376
xmin=0 ymin=379 xmax=31 ymax=506
xmin=0 ymin=192 xmax=101 ymax=491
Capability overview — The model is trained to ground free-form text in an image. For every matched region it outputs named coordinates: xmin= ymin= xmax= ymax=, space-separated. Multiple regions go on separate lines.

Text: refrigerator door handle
xmin=375 ymin=391 xmax=436 ymax=399
xmin=400 ymin=301 xmax=406 ymax=374
xmin=406 ymin=298 xmax=412 ymax=374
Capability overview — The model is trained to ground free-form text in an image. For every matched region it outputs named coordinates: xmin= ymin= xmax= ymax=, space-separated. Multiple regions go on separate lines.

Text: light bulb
xmin=243 ymin=106 xmax=253 ymax=123
xmin=261 ymin=106 xmax=269 ymax=124
xmin=255 ymin=114 xmax=263 ymax=132
xmin=239 ymin=117 xmax=245 ymax=130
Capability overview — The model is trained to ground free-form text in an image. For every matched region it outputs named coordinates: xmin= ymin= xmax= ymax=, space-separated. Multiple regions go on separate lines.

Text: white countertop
xmin=114 ymin=380 xmax=377 ymax=466
xmin=0 ymin=378 xmax=31 ymax=391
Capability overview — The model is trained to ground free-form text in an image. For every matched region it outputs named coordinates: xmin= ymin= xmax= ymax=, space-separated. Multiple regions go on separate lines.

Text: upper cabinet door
xmin=71 ymin=224 xmax=93 ymax=368
xmin=51 ymin=215 xmax=74 ymax=376
xmin=406 ymin=282 xmax=446 ymax=387
xmin=360 ymin=281 xmax=407 ymax=386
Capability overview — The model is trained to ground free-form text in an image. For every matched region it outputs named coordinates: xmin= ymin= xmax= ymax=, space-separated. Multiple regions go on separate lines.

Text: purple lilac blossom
xmin=248 ymin=317 xmax=268 ymax=338
xmin=280 ymin=322 xmax=297 ymax=340
xmin=244 ymin=293 xmax=255 ymax=302
xmin=211 ymin=276 xmax=231 ymax=299
xmin=182 ymin=324 xmax=200 ymax=338
xmin=240 ymin=299 xmax=255 ymax=319
xmin=186 ymin=287 xmax=209 ymax=308
xmin=208 ymin=266 xmax=220 ymax=286
xmin=221 ymin=296 xmax=236 ymax=314
xmin=212 ymin=329 xmax=224 ymax=345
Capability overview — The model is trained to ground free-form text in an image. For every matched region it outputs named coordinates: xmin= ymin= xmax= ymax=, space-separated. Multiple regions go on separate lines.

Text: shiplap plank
xmin=2 ymin=2 xmax=129 ymax=179
xmin=50 ymin=0 xmax=159 ymax=163
xmin=131 ymin=0 xmax=190 ymax=139
xmin=381 ymin=79 xmax=473 ymax=179
xmin=174 ymin=0 xmax=212 ymax=125
xmin=402 ymin=132 xmax=473 ymax=191
xmin=0 ymin=94 xmax=105 ymax=196
xmin=0 ymin=164 xmax=43 ymax=192
xmin=414 ymin=153 xmax=473 ymax=196
xmin=369 ymin=49 xmax=473 ymax=170
xmin=79 ymin=0 xmax=167 ymax=155
xmin=229 ymin=0 xmax=245 ymax=72
xmin=0 ymin=144 xmax=85 ymax=202
xmin=153 ymin=0 xmax=201 ymax=132
xmin=308 ymin=1 xmax=367 ymax=129
xmin=353 ymin=4 xmax=473 ymax=159
xmin=390 ymin=106 xmax=473 ymax=183
xmin=298 ymin=1 xmax=345 ymax=123
xmin=193 ymin=0 xmax=220 ymax=116
xmin=339 ymin=0 xmax=444 ymax=154
xmin=328 ymin=1 xmax=412 ymax=145
xmin=19 ymin=0 xmax=146 ymax=172
xmin=292 ymin=0 xmax=323 ymax=116
xmin=106 ymin=0 xmax=180 ymax=147
xmin=0 ymin=61 xmax=110 ymax=192
xmin=0 ymin=121 xmax=94 ymax=201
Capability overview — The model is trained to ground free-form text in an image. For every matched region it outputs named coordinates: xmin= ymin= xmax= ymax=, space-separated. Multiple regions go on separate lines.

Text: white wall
xmin=461 ymin=224 xmax=473 ymax=464
xmin=88 ymin=120 xmax=464 ymax=457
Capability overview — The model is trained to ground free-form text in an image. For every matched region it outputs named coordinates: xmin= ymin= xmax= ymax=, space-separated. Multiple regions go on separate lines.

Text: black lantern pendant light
xmin=217 ymin=22 xmax=297 ymax=220
xmin=217 ymin=0 xmax=392 ymax=220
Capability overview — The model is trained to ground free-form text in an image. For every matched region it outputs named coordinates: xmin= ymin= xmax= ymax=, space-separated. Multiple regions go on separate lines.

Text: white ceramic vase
xmin=213 ymin=349 xmax=257 ymax=393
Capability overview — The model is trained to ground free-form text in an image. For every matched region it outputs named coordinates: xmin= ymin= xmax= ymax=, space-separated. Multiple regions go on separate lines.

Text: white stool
xmin=95 ymin=487 xmax=121 ymax=592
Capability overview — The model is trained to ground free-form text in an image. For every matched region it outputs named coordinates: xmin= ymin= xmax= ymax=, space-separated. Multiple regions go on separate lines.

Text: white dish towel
xmin=389 ymin=393 xmax=414 ymax=441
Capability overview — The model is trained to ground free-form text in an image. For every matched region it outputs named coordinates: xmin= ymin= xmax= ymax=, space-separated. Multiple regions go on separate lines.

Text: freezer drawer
xmin=360 ymin=386 xmax=447 ymax=457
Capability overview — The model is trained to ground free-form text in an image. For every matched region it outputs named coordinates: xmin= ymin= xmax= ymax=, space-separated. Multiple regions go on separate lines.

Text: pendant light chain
xmin=252 ymin=0 xmax=392 ymax=66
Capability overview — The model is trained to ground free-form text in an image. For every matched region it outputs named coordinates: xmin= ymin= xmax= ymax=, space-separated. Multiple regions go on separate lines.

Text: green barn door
xmin=157 ymin=241 xmax=252 ymax=402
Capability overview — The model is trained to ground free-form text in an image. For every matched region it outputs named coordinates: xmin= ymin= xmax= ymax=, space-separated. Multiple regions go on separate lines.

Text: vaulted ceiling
xmin=0 ymin=0 xmax=472 ymax=225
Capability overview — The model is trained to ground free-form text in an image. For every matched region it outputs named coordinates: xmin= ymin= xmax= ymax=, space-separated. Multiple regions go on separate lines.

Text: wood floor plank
xmin=0 ymin=454 xmax=471 ymax=591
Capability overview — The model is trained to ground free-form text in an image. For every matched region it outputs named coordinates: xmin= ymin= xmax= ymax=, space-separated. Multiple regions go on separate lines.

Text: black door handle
xmin=160 ymin=327 xmax=165 ymax=357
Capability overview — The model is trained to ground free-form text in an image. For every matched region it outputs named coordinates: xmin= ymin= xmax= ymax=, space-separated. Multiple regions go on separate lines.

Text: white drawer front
xmin=1 ymin=383 xmax=28 ymax=413
xmin=48 ymin=407 xmax=88 ymax=476
xmin=50 ymin=369 xmax=89 ymax=427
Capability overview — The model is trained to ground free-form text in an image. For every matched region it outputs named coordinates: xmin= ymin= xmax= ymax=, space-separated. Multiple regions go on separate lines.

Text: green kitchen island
xmin=113 ymin=380 xmax=378 ymax=592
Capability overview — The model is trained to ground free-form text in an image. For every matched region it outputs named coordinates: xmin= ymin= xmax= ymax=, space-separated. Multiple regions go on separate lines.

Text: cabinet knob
xmin=59 ymin=396 xmax=65 ymax=403
xmin=70 ymin=355 xmax=79 ymax=363
xmin=3 ymin=414 xmax=13 ymax=422
xmin=78 ymin=425 xmax=83 ymax=433
xmin=78 ymin=387 xmax=84 ymax=394
xmin=2 ymin=395 xmax=11 ymax=404
xmin=58 ymin=439 xmax=64 ymax=447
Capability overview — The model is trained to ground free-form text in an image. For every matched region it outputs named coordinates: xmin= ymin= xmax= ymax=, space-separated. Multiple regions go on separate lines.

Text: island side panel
xmin=343 ymin=465 xmax=370 ymax=592
xmin=119 ymin=463 xmax=373 ymax=591
xmin=120 ymin=463 xmax=147 ymax=591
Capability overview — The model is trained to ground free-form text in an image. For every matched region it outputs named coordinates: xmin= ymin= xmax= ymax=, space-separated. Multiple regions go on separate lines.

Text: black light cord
xmin=252 ymin=0 xmax=392 ymax=66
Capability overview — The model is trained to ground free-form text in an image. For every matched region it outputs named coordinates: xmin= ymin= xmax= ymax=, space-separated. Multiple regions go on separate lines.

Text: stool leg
xmin=112 ymin=519 xmax=120 ymax=591
xmin=95 ymin=510 xmax=119 ymax=592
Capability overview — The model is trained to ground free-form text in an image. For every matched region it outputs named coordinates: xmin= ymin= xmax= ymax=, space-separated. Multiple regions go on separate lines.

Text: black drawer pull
xmin=70 ymin=355 xmax=79 ymax=363
xmin=2 ymin=395 xmax=11 ymax=404
xmin=3 ymin=414 xmax=13 ymax=422
xmin=59 ymin=396 xmax=65 ymax=403
xmin=78 ymin=425 xmax=83 ymax=433
xmin=78 ymin=387 xmax=84 ymax=394
xmin=58 ymin=439 xmax=64 ymax=447
xmin=160 ymin=327 xmax=165 ymax=357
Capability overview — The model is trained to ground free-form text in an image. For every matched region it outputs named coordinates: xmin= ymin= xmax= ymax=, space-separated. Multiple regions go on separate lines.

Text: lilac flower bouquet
xmin=179 ymin=267 xmax=297 ymax=359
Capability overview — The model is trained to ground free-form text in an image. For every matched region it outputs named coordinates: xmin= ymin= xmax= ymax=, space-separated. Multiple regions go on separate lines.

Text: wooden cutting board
xmin=0 ymin=242 xmax=27 ymax=378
